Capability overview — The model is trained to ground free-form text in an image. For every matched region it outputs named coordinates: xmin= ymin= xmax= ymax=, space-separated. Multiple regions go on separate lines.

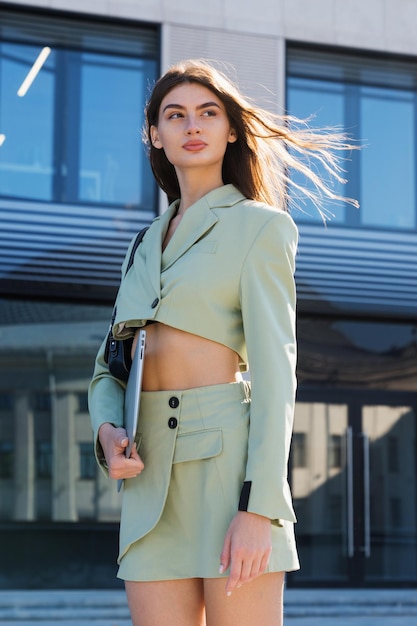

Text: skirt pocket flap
xmin=173 ymin=428 xmax=222 ymax=464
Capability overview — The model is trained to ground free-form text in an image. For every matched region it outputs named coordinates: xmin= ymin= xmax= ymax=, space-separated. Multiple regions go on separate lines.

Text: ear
xmin=228 ymin=128 xmax=238 ymax=144
xmin=150 ymin=125 xmax=162 ymax=149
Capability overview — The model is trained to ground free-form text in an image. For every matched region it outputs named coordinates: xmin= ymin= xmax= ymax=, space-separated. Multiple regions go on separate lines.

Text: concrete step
xmin=0 ymin=590 xmax=129 ymax=623
xmin=285 ymin=589 xmax=417 ymax=617
xmin=0 ymin=588 xmax=416 ymax=624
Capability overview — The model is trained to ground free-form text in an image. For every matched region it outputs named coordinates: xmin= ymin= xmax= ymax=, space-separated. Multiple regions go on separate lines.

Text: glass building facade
xmin=0 ymin=7 xmax=159 ymax=588
xmin=0 ymin=6 xmax=416 ymax=588
xmin=286 ymin=46 xmax=417 ymax=586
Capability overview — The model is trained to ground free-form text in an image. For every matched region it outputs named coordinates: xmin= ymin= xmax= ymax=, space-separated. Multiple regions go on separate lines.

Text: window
xmin=0 ymin=441 xmax=13 ymax=478
xmin=286 ymin=46 xmax=417 ymax=231
xmin=0 ymin=8 xmax=159 ymax=302
xmin=1 ymin=44 xmax=155 ymax=207
xmin=79 ymin=442 xmax=96 ymax=480
xmin=76 ymin=393 xmax=89 ymax=413
xmin=36 ymin=441 xmax=52 ymax=479
xmin=328 ymin=434 xmax=342 ymax=469
xmin=0 ymin=298 xmax=114 ymax=522
xmin=0 ymin=393 xmax=13 ymax=410
xmin=34 ymin=393 xmax=51 ymax=413
xmin=291 ymin=432 xmax=307 ymax=468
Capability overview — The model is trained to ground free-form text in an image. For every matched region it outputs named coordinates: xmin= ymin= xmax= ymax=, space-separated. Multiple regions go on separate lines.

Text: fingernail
xmin=219 ymin=564 xmax=224 ymax=574
xmin=226 ymin=591 xmax=232 ymax=597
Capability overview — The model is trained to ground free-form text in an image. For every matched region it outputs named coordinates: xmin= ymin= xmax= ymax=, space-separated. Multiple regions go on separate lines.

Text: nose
xmin=185 ymin=115 xmax=201 ymax=134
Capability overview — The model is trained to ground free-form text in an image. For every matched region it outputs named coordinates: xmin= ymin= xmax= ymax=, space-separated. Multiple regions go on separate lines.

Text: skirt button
xmin=168 ymin=396 xmax=179 ymax=409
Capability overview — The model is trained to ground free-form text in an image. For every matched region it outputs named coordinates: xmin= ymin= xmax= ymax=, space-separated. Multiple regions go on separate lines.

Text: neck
xmin=175 ymin=168 xmax=224 ymax=215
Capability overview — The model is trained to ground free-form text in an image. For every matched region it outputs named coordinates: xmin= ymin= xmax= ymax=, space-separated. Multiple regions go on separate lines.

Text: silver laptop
xmin=117 ymin=329 xmax=146 ymax=492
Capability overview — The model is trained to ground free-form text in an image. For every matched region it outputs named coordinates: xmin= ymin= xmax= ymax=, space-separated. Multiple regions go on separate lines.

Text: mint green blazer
xmin=89 ymin=184 xmax=298 ymax=526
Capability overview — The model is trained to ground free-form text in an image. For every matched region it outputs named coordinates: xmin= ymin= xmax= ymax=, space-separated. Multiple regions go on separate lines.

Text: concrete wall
xmin=8 ymin=0 xmax=417 ymax=57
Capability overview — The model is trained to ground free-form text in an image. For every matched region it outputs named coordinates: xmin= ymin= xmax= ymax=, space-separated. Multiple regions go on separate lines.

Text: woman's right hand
xmin=98 ymin=422 xmax=145 ymax=480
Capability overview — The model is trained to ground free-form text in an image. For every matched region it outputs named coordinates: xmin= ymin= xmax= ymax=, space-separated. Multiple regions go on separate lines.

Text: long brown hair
xmin=144 ymin=59 xmax=358 ymax=217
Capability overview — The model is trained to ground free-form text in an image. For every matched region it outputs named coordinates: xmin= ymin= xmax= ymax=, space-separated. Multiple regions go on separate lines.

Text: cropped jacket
xmin=89 ymin=184 xmax=298 ymax=525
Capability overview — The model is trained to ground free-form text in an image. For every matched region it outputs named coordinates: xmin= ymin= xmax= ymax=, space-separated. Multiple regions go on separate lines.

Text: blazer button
xmin=168 ymin=396 xmax=179 ymax=409
xmin=151 ymin=298 xmax=159 ymax=309
xmin=168 ymin=417 xmax=178 ymax=429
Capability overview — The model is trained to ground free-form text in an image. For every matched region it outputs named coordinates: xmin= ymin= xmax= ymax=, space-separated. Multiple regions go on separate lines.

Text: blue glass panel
xmin=0 ymin=38 xmax=157 ymax=300
xmin=0 ymin=43 xmax=55 ymax=200
xmin=287 ymin=77 xmax=346 ymax=224
xmin=360 ymin=86 xmax=415 ymax=229
xmin=79 ymin=54 xmax=148 ymax=206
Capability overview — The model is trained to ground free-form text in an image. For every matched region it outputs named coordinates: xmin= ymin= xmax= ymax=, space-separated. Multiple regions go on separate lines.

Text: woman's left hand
xmin=219 ymin=511 xmax=272 ymax=595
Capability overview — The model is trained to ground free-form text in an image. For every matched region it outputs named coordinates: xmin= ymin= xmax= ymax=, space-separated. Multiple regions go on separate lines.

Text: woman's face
xmin=150 ymin=82 xmax=237 ymax=175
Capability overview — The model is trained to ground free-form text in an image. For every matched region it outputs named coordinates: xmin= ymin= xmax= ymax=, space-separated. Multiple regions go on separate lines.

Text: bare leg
xmin=125 ymin=578 xmax=206 ymax=626
xmin=204 ymin=572 xmax=285 ymax=626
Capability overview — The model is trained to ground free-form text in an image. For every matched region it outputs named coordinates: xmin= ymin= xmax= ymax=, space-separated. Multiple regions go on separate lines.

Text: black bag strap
xmin=125 ymin=226 xmax=149 ymax=276
xmin=104 ymin=226 xmax=149 ymax=363
xmin=106 ymin=226 xmax=149 ymax=353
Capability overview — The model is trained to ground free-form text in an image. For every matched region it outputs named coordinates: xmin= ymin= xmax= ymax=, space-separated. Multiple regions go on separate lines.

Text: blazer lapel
xmin=144 ymin=185 xmax=242 ymax=291
xmin=142 ymin=205 xmax=174 ymax=296
xmin=161 ymin=195 xmax=218 ymax=271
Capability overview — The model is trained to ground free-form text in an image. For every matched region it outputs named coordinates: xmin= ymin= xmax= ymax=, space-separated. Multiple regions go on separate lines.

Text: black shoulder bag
xmin=104 ymin=227 xmax=149 ymax=382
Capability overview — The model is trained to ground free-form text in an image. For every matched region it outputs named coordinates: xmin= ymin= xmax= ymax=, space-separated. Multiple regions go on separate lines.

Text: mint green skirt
xmin=117 ymin=381 xmax=299 ymax=581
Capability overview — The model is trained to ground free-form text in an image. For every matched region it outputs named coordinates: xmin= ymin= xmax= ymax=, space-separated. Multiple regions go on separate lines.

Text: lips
xmin=183 ymin=140 xmax=207 ymax=151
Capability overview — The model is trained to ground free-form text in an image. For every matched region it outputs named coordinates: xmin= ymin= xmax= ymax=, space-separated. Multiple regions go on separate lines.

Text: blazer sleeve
xmin=238 ymin=210 xmax=298 ymax=523
xmin=88 ymin=334 xmax=126 ymax=474
xmin=87 ymin=236 xmax=138 ymax=474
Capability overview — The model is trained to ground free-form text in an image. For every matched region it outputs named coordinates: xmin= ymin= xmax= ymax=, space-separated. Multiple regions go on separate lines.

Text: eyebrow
xmin=162 ymin=101 xmax=222 ymax=113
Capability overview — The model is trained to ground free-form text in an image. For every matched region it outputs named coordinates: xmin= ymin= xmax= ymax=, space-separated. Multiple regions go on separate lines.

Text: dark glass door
xmin=362 ymin=404 xmax=417 ymax=583
xmin=289 ymin=395 xmax=417 ymax=586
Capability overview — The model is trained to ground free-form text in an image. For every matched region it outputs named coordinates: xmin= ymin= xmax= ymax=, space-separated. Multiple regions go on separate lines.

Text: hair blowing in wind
xmin=144 ymin=58 xmax=360 ymax=219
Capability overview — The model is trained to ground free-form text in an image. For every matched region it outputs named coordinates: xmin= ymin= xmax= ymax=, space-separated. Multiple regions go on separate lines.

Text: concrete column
xmin=52 ymin=392 xmax=77 ymax=521
xmin=13 ymin=392 xmax=35 ymax=520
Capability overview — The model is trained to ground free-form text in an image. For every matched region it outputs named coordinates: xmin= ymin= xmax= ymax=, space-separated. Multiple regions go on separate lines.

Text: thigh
xmin=204 ymin=572 xmax=285 ymax=626
xmin=125 ymin=578 xmax=206 ymax=626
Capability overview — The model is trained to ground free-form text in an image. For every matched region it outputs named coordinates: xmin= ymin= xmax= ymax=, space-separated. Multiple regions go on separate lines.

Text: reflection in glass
xmin=298 ymin=317 xmax=417 ymax=391
xmin=291 ymin=432 xmax=307 ymax=468
xmin=287 ymin=77 xmax=346 ymax=224
xmin=363 ymin=405 xmax=417 ymax=581
xmin=0 ymin=42 xmax=156 ymax=208
xmin=291 ymin=402 xmax=349 ymax=581
xmin=360 ymin=87 xmax=415 ymax=229
xmin=0 ymin=43 xmax=54 ymax=200
xmin=36 ymin=441 xmax=53 ymax=479
xmin=79 ymin=54 xmax=148 ymax=206
xmin=0 ymin=40 xmax=157 ymax=303
xmin=0 ymin=441 xmax=13 ymax=478
xmin=0 ymin=299 xmax=121 ymax=523
xmin=287 ymin=49 xmax=417 ymax=231
xmin=17 ymin=46 xmax=51 ymax=97
xmin=79 ymin=442 xmax=97 ymax=481
xmin=294 ymin=317 xmax=417 ymax=584
xmin=329 ymin=434 xmax=342 ymax=468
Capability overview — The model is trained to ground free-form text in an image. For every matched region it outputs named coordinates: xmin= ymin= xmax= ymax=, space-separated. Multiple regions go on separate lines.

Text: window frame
xmin=286 ymin=43 xmax=417 ymax=233
xmin=0 ymin=6 xmax=160 ymax=303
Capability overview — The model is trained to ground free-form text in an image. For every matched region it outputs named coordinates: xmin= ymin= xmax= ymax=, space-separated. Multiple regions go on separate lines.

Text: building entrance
xmin=289 ymin=391 xmax=417 ymax=586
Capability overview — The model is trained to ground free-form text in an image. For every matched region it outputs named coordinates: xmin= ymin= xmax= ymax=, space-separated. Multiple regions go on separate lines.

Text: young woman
xmin=89 ymin=59 xmax=357 ymax=626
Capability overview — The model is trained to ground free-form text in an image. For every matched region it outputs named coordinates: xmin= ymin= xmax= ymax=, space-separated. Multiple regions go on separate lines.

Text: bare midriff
xmin=132 ymin=322 xmax=243 ymax=391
